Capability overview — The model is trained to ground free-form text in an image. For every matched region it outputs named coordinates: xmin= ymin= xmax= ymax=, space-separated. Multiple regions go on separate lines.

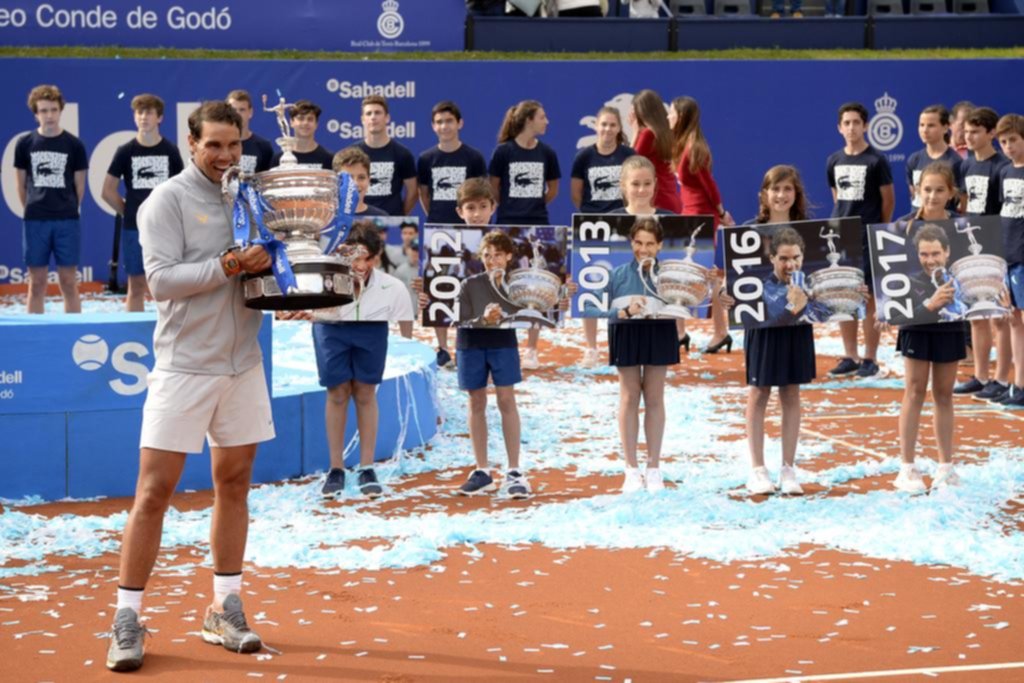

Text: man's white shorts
xmin=140 ymin=363 xmax=276 ymax=453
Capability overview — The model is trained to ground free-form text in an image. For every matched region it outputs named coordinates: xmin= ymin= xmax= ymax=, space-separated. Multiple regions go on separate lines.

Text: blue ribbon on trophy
xmin=232 ymin=180 xmax=298 ymax=295
xmin=322 ymin=171 xmax=359 ymax=256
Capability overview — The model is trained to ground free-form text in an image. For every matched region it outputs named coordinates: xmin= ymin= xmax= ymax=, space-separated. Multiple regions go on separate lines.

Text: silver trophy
xmin=222 ymin=95 xmax=355 ymax=311
xmin=950 ymin=220 xmax=1008 ymax=319
xmin=807 ymin=225 xmax=865 ymax=322
xmin=490 ymin=238 xmax=562 ymax=328
xmin=639 ymin=224 xmax=711 ymax=319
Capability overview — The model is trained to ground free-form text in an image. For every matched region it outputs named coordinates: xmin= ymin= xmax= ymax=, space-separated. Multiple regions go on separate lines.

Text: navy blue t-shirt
xmin=107 ymin=138 xmax=184 ymax=229
xmin=489 ymin=139 xmax=561 ymax=225
xmin=905 ymin=147 xmax=963 ymax=212
xmin=241 ymin=133 xmax=275 ymax=174
xmin=271 ymin=144 xmax=334 ymax=170
xmin=417 ymin=143 xmax=487 ymax=224
xmin=359 ymin=139 xmax=417 ymax=216
xmin=355 ymin=205 xmax=389 ymax=217
xmin=571 ymin=143 xmax=633 ymax=213
xmin=961 ymin=150 xmax=1009 ymax=217
xmin=999 ymin=163 xmax=1024 ymax=266
xmin=14 ymin=130 xmax=88 ymax=220
xmin=826 ymin=145 xmax=893 ymax=225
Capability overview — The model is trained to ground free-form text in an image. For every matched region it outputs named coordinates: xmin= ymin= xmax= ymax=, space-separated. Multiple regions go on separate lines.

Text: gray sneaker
xmin=201 ymin=594 xmax=262 ymax=653
xmin=106 ymin=607 xmax=147 ymax=672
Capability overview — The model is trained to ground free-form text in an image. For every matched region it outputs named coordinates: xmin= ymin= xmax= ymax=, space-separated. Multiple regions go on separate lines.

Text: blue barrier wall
xmin=0 ymin=58 xmax=1021 ymax=285
xmin=0 ymin=314 xmax=438 ymax=500
xmin=0 ymin=1 xmax=464 ymax=52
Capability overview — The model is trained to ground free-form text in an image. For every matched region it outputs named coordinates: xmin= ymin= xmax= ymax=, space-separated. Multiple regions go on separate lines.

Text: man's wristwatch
xmin=220 ymin=246 xmax=243 ymax=277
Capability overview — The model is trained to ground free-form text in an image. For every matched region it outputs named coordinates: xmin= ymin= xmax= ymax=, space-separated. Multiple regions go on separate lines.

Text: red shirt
xmin=634 ymin=128 xmax=682 ymax=214
xmin=677 ymin=147 xmax=722 ymax=229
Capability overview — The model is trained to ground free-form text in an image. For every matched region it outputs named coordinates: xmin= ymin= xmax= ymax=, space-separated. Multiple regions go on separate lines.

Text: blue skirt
xmin=744 ymin=324 xmax=816 ymax=387
xmin=897 ymin=327 xmax=967 ymax=364
xmin=609 ymin=320 xmax=679 ymax=367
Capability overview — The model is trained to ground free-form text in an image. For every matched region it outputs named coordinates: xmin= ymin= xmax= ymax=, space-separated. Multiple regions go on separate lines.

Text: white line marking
xmin=730 ymin=660 xmax=1024 ymax=682
xmin=799 ymin=427 xmax=891 ymax=461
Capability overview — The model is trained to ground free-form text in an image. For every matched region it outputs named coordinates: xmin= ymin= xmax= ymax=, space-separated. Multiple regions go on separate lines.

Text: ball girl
xmin=489 ymin=100 xmax=562 ymax=369
xmin=573 ymin=107 xmax=634 ymax=367
xmin=670 ymin=96 xmax=735 ymax=353
xmin=586 ymin=215 xmax=679 ymax=492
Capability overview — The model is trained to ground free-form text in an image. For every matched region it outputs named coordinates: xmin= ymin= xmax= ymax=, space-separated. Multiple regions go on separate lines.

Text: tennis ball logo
xmin=72 ymin=334 xmax=109 ymax=371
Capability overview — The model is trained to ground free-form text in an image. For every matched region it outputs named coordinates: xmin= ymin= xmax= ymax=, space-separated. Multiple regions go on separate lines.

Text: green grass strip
xmin=1 ymin=46 xmax=1022 ymax=61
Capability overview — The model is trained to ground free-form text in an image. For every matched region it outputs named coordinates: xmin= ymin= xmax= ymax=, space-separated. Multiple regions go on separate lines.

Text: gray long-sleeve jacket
xmin=138 ymin=162 xmax=263 ymax=375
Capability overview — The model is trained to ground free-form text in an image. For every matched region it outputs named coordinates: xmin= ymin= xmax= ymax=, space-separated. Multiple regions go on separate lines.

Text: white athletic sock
xmin=213 ymin=572 xmax=243 ymax=607
xmin=116 ymin=586 xmax=144 ymax=614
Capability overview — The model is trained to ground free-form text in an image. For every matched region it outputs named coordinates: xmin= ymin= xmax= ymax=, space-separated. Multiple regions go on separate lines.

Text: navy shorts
xmin=1009 ymin=263 xmax=1024 ymax=310
xmin=457 ymin=346 xmax=522 ymax=391
xmin=312 ymin=321 xmax=388 ymax=387
xmin=121 ymin=228 xmax=145 ymax=277
xmin=23 ymin=218 xmax=80 ymax=267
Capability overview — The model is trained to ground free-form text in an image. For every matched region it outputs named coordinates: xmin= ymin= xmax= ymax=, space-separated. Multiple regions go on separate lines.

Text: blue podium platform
xmin=0 ymin=313 xmax=438 ymax=501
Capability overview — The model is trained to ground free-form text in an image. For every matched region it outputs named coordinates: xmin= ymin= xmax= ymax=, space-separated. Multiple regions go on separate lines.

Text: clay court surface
xmin=2 ymin=314 xmax=1023 ymax=682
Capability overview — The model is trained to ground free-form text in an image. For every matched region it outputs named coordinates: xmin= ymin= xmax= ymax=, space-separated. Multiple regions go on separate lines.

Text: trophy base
xmin=243 ymin=261 xmax=355 ymax=311
xmin=656 ymin=304 xmax=694 ymax=320
xmin=965 ymin=301 xmax=1009 ymax=320
xmin=505 ymin=308 xmax=556 ymax=329
xmin=825 ymin=312 xmax=857 ymax=322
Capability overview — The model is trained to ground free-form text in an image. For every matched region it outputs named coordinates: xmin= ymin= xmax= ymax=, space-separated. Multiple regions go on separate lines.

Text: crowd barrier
xmin=0 ymin=313 xmax=438 ymax=501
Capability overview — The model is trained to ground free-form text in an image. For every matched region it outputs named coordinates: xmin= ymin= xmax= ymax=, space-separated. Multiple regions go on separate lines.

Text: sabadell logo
xmin=377 ymin=0 xmax=404 ymax=39
xmin=72 ymin=334 xmax=151 ymax=396
xmin=867 ymin=92 xmax=903 ymax=152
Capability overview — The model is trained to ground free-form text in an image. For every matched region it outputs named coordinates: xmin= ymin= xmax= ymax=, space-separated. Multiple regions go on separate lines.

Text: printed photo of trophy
xmin=221 ymin=95 xmax=357 ymax=310
xmin=638 ymin=223 xmax=711 ymax=319
xmin=950 ymin=220 xmax=1009 ymax=320
xmin=493 ymin=237 xmax=565 ymax=328
xmin=807 ymin=225 xmax=866 ymax=322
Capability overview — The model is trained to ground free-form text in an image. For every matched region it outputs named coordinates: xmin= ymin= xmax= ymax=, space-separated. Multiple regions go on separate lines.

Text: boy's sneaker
xmin=778 ymin=465 xmax=804 ymax=495
xmin=522 ymin=348 xmax=540 ymax=370
xmin=1001 ymin=388 xmax=1024 ymax=409
xmin=931 ymin=463 xmax=961 ymax=490
xmin=828 ymin=357 xmax=861 ymax=377
xmin=953 ymin=376 xmax=985 ymax=394
xmin=644 ymin=468 xmax=665 ymax=492
xmin=855 ymin=358 xmax=880 ymax=379
xmin=106 ymin=607 xmax=147 ymax=672
xmin=502 ymin=470 xmax=531 ymax=499
xmin=321 ymin=468 xmax=345 ymax=498
xmin=991 ymin=385 xmax=1015 ymax=405
xmin=580 ymin=348 xmax=599 ymax=369
xmin=974 ymin=380 xmax=1007 ymax=402
xmin=436 ymin=348 xmax=454 ymax=369
xmin=746 ymin=466 xmax=776 ymax=495
xmin=202 ymin=594 xmax=262 ymax=653
xmin=456 ymin=469 xmax=497 ymax=496
xmin=621 ymin=467 xmax=643 ymax=494
xmin=894 ymin=464 xmax=927 ymax=494
xmin=358 ymin=467 xmax=383 ymax=499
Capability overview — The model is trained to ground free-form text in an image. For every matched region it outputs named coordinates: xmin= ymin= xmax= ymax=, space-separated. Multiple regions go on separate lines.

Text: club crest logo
xmin=377 ymin=0 xmax=404 ymax=39
xmin=867 ymin=92 xmax=903 ymax=152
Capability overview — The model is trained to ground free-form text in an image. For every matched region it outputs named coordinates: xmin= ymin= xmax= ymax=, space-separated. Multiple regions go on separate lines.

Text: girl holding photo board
xmin=585 ymin=215 xmax=679 ymax=493
xmin=891 ymin=162 xmax=968 ymax=493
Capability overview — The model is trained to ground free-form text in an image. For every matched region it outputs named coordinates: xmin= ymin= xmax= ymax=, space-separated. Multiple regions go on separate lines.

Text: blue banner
xmin=0 ymin=312 xmax=271 ymax=414
xmin=0 ymin=57 xmax=1019 ymax=285
xmin=0 ymin=1 xmax=462 ymax=51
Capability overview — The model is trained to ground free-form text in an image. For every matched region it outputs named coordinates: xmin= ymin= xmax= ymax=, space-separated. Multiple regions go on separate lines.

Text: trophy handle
xmin=637 ymin=257 xmax=667 ymax=304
